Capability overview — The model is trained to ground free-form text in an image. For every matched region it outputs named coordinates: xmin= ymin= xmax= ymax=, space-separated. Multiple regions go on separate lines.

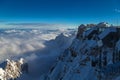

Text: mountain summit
xmin=0 ymin=58 xmax=28 ymax=80
xmin=40 ymin=22 xmax=120 ymax=80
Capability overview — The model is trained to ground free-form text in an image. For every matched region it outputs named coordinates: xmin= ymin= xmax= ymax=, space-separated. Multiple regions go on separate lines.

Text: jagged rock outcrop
xmin=0 ymin=58 xmax=28 ymax=80
xmin=40 ymin=22 xmax=120 ymax=80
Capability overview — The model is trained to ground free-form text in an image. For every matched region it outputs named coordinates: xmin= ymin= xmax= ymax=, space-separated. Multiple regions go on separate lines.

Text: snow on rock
xmin=97 ymin=22 xmax=109 ymax=27
xmin=40 ymin=22 xmax=120 ymax=80
xmin=0 ymin=68 xmax=6 ymax=80
xmin=98 ymin=27 xmax=117 ymax=40
xmin=0 ymin=58 xmax=25 ymax=80
xmin=116 ymin=40 xmax=120 ymax=51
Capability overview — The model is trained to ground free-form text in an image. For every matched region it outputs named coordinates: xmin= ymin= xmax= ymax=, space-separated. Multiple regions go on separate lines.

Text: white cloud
xmin=115 ymin=9 xmax=120 ymax=13
xmin=0 ymin=28 xmax=75 ymax=80
xmin=5 ymin=22 xmax=75 ymax=29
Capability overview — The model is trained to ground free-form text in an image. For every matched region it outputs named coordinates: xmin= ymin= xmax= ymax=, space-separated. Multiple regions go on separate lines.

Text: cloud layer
xmin=5 ymin=22 xmax=76 ymax=29
xmin=0 ymin=28 xmax=75 ymax=80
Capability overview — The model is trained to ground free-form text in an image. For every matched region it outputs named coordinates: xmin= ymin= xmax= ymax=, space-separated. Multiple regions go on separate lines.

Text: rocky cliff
xmin=40 ymin=22 xmax=120 ymax=80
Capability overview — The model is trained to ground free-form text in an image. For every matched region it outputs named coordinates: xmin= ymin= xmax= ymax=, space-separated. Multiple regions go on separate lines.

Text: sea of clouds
xmin=0 ymin=28 xmax=76 ymax=80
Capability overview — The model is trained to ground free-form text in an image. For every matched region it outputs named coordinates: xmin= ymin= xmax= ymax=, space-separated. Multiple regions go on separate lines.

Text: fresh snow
xmin=39 ymin=23 xmax=120 ymax=80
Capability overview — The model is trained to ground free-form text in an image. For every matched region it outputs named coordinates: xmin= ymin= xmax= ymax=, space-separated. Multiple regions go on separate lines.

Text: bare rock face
xmin=86 ymin=24 xmax=96 ymax=28
xmin=76 ymin=24 xmax=86 ymax=39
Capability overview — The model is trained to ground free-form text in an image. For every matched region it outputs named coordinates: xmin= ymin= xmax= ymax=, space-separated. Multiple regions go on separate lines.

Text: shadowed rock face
xmin=39 ymin=22 xmax=120 ymax=80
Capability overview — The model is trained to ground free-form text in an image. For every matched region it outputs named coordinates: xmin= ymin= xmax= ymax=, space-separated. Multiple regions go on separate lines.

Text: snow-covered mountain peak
xmin=40 ymin=22 xmax=120 ymax=80
xmin=0 ymin=58 xmax=28 ymax=80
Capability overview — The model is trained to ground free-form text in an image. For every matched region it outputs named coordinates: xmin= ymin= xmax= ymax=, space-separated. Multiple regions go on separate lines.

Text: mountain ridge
xmin=40 ymin=22 xmax=120 ymax=80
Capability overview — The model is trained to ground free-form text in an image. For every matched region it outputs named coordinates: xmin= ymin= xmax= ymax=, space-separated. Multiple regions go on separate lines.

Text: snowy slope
xmin=40 ymin=23 xmax=120 ymax=80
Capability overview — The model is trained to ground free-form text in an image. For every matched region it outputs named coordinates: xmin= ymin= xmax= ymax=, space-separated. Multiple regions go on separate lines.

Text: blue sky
xmin=0 ymin=0 xmax=120 ymax=27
